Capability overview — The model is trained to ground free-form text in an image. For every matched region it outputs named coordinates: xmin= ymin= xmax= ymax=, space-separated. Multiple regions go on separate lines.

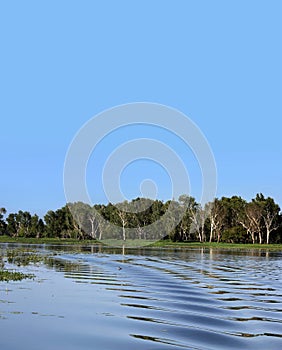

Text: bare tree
xmin=68 ymin=202 xmax=104 ymax=240
xmin=263 ymin=210 xmax=279 ymax=244
xmin=190 ymin=205 xmax=206 ymax=242
xmin=178 ymin=195 xmax=201 ymax=241
xmin=117 ymin=210 xmax=127 ymax=241
xmin=206 ymin=199 xmax=226 ymax=243
xmin=238 ymin=202 xmax=263 ymax=244
xmin=88 ymin=209 xmax=103 ymax=240
xmin=261 ymin=199 xmax=280 ymax=244
xmin=116 ymin=202 xmax=130 ymax=241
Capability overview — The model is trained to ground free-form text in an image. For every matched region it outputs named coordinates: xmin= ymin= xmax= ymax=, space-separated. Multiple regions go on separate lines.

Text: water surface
xmin=0 ymin=244 xmax=282 ymax=349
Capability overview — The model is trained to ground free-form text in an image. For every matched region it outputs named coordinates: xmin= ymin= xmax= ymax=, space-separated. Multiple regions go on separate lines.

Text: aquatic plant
xmin=0 ymin=270 xmax=34 ymax=282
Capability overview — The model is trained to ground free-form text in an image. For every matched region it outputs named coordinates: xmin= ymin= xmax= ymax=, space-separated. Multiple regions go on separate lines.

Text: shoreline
xmin=1 ymin=236 xmax=282 ymax=250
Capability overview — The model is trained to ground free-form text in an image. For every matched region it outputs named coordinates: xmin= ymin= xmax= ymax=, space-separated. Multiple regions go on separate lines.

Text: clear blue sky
xmin=1 ymin=0 xmax=281 ymax=217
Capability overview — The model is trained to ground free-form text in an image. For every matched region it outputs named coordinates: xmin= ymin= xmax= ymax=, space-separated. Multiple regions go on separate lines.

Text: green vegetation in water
xmin=0 ymin=249 xmax=40 ymax=282
xmin=5 ymin=248 xmax=48 ymax=266
xmin=0 ymin=248 xmax=83 ymax=281
xmin=0 ymin=270 xmax=34 ymax=282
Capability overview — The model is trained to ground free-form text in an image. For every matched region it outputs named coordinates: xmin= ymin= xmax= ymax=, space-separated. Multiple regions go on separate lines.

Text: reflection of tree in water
xmin=43 ymin=257 xmax=83 ymax=274
xmin=0 ymin=249 xmax=36 ymax=281
xmin=1 ymin=248 xmax=83 ymax=274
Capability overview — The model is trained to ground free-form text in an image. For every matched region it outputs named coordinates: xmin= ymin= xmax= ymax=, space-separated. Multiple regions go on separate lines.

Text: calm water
xmin=0 ymin=244 xmax=282 ymax=350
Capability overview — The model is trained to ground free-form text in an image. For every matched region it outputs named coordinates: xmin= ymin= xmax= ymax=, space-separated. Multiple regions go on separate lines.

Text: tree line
xmin=0 ymin=193 xmax=281 ymax=244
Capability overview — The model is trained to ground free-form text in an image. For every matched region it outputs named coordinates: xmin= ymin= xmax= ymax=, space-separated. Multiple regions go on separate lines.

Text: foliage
xmin=0 ymin=253 xmax=35 ymax=281
xmin=0 ymin=270 xmax=34 ymax=282
xmin=0 ymin=193 xmax=281 ymax=244
xmin=0 ymin=207 xmax=7 ymax=234
xmin=221 ymin=226 xmax=249 ymax=243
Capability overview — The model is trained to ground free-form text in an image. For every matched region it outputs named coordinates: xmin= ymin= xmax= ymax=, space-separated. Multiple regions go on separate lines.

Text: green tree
xmin=130 ymin=198 xmax=154 ymax=239
xmin=221 ymin=226 xmax=248 ymax=243
xmin=6 ymin=213 xmax=18 ymax=237
xmin=206 ymin=199 xmax=226 ymax=243
xmin=241 ymin=201 xmax=264 ymax=244
xmin=114 ymin=201 xmax=131 ymax=241
xmin=253 ymin=194 xmax=280 ymax=244
xmin=44 ymin=210 xmax=58 ymax=238
xmin=17 ymin=211 xmax=32 ymax=237
xmin=29 ymin=214 xmax=45 ymax=238
xmin=44 ymin=206 xmax=76 ymax=238
xmin=6 ymin=211 xmax=33 ymax=238
xmin=68 ymin=202 xmax=102 ymax=239
xmin=178 ymin=195 xmax=198 ymax=241
xmin=220 ymin=196 xmax=247 ymax=228
xmin=0 ymin=207 xmax=7 ymax=235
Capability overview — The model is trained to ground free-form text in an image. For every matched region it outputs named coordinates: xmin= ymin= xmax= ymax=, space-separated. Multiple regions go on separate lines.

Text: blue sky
xmin=0 ymin=0 xmax=281 ymax=217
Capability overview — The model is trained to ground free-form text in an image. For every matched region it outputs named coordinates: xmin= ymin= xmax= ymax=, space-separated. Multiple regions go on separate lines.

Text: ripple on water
xmin=0 ymin=244 xmax=282 ymax=350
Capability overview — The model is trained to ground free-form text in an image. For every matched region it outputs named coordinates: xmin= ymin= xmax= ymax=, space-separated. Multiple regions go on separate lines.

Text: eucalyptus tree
xmin=29 ymin=214 xmax=45 ymax=238
xmin=112 ymin=201 xmax=132 ymax=241
xmin=94 ymin=204 xmax=112 ymax=240
xmin=44 ymin=210 xmax=58 ymax=238
xmin=189 ymin=204 xmax=207 ymax=242
xmin=57 ymin=205 xmax=78 ymax=238
xmin=220 ymin=196 xmax=246 ymax=228
xmin=0 ymin=207 xmax=6 ymax=235
xmin=206 ymin=199 xmax=226 ymax=243
xmin=178 ymin=195 xmax=199 ymax=241
xmin=17 ymin=211 xmax=32 ymax=237
xmin=5 ymin=210 xmax=36 ymax=238
xmin=253 ymin=194 xmax=280 ymax=244
xmin=68 ymin=202 xmax=102 ymax=239
xmin=159 ymin=199 xmax=182 ymax=241
xmin=44 ymin=206 xmax=76 ymax=238
xmin=1 ymin=193 xmax=281 ymax=244
xmin=238 ymin=201 xmax=263 ymax=244
xmin=6 ymin=213 xmax=18 ymax=237
xmin=131 ymin=197 xmax=154 ymax=239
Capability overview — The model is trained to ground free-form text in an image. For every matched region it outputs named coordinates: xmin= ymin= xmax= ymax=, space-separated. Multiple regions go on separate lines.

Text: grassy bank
xmin=151 ymin=240 xmax=282 ymax=250
xmin=1 ymin=235 xmax=282 ymax=250
xmin=0 ymin=235 xmax=98 ymax=245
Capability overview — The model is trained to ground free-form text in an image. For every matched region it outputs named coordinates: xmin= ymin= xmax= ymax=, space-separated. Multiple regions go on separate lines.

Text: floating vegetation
xmin=6 ymin=248 xmax=47 ymax=266
xmin=0 ymin=250 xmax=36 ymax=281
xmin=0 ymin=247 xmax=83 ymax=282
xmin=0 ymin=270 xmax=34 ymax=282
